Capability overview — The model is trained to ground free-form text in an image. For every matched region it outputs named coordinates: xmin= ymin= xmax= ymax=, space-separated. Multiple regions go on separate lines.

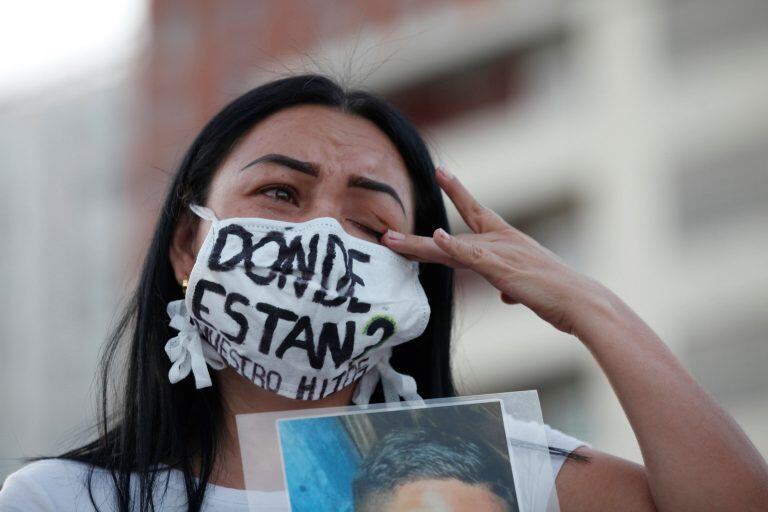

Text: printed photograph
xmin=276 ymin=400 xmax=518 ymax=512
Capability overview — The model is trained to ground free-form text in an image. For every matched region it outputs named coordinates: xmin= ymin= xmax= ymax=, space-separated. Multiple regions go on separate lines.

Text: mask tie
xmin=351 ymin=348 xmax=424 ymax=406
xmin=189 ymin=204 xmax=219 ymax=223
xmin=164 ymin=299 xmax=226 ymax=389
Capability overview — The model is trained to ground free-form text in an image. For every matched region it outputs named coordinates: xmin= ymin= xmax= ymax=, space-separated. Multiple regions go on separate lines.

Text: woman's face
xmin=171 ymin=104 xmax=416 ymax=278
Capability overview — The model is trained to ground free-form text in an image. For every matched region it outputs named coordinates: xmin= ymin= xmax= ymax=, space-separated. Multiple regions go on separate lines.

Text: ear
xmin=169 ymin=209 xmax=200 ymax=285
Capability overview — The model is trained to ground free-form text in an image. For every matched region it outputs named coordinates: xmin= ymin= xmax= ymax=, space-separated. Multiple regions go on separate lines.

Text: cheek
xmin=404 ymin=188 xmax=417 ymax=234
xmin=405 ymin=210 xmax=416 ymax=236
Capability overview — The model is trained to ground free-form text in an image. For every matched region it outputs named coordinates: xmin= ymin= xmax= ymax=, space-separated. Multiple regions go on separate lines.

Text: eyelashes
xmin=351 ymin=222 xmax=384 ymax=240
xmin=261 ymin=184 xmax=298 ymax=204
xmin=258 ymin=184 xmax=385 ymax=241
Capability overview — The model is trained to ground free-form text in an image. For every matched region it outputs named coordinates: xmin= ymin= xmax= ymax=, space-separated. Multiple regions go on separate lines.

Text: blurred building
xmin=0 ymin=64 xmax=141 ymax=478
xmin=1 ymin=0 xmax=767 ymax=481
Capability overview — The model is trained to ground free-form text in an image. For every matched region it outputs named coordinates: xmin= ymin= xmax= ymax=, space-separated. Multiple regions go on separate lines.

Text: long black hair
xmin=52 ymin=74 xmax=458 ymax=511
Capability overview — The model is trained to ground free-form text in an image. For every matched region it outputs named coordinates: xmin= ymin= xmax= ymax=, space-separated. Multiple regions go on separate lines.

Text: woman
xmin=1 ymin=74 xmax=766 ymax=511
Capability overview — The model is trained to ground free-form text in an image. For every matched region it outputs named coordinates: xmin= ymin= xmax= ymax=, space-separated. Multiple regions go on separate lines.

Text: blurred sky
xmin=0 ymin=0 xmax=147 ymax=98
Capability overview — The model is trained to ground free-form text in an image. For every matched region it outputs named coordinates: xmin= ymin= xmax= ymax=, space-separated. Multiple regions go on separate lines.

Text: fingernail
xmin=436 ymin=167 xmax=454 ymax=180
xmin=434 ymin=228 xmax=449 ymax=240
xmin=386 ymin=229 xmax=405 ymax=240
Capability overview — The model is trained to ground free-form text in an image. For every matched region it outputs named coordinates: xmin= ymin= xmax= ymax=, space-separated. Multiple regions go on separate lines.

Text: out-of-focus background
xmin=1 ymin=0 xmax=767 ymax=481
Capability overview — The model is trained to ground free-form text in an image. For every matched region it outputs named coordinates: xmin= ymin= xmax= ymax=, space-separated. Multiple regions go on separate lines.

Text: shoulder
xmin=0 ymin=459 xmax=100 ymax=511
xmin=0 ymin=459 xmax=254 ymax=512
xmin=554 ymin=446 xmax=656 ymax=511
xmin=501 ymin=417 xmax=587 ymax=505
xmin=501 ymin=417 xmax=656 ymax=510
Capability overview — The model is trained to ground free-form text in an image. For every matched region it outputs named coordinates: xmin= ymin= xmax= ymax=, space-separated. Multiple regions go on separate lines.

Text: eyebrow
xmin=241 ymin=153 xmax=318 ymax=177
xmin=241 ymin=152 xmax=406 ymax=214
xmin=348 ymin=175 xmax=405 ymax=214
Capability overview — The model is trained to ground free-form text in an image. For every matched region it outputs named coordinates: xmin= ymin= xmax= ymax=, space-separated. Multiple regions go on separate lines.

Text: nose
xmin=299 ymin=195 xmax=373 ymax=242
xmin=300 ymin=195 xmax=343 ymax=224
xmin=291 ymin=179 xmax=380 ymax=242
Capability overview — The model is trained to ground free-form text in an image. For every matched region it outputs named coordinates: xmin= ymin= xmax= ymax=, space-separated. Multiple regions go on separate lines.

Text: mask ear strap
xmin=189 ymin=204 xmax=219 ymax=222
xmin=351 ymin=348 xmax=424 ymax=406
xmin=379 ymin=356 xmax=424 ymax=405
xmin=164 ymin=299 xmax=226 ymax=389
xmin=352 ymin=368 xmax=380 ymax=405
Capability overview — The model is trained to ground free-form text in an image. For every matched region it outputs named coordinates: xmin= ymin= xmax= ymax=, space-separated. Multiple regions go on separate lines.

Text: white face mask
xmin=164 ymin=204 xmax=431 ymax=405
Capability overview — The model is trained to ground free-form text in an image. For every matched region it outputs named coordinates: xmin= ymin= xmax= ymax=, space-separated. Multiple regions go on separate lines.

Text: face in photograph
xmin=353 ymin=427 xmax=516 ymax=512
xmin=372 ymin=478 xmax=510 ymax=512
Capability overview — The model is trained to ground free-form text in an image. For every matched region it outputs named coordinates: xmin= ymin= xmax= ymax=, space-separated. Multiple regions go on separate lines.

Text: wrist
xmin=569 ymin=279 xmax=631 ymax=344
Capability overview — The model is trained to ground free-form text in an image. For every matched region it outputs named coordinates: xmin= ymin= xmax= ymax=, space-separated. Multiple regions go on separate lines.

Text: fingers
xmin=385 ymin=224 xmax=523 ymax=307
xmin=431 ymin=228 xmax=508 ymax=281
xmin=382 ymin=230 xmax=467 ymax=269
xmin=435 ymin=166 xmax=509 ymax=234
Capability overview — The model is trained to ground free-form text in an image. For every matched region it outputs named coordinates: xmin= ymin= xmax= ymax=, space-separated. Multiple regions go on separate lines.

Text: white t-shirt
xmin=0 ymin=422 xmax=588 ymax=511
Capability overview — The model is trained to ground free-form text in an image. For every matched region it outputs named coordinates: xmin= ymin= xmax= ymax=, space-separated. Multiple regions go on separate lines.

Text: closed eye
xmin=350 ymin=220 xmax=384 ymax=241
xmin=258 ymin=185 xmax=384 ymax=240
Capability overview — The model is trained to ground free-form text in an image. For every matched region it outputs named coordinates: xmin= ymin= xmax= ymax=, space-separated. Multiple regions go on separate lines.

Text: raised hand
xmin=381 ymin=166 xmax=613 ymax=337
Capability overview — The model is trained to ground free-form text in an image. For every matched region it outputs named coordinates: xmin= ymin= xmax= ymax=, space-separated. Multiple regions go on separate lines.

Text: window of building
xmin=383 ymin=30 xmax=574 ymax=129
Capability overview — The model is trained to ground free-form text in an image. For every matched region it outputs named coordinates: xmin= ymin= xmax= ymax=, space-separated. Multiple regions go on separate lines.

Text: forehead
xmin=387 ymin=479 xmax=507 ymax=511
xmin=220 ymin=104 xmax=413 ymax=207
